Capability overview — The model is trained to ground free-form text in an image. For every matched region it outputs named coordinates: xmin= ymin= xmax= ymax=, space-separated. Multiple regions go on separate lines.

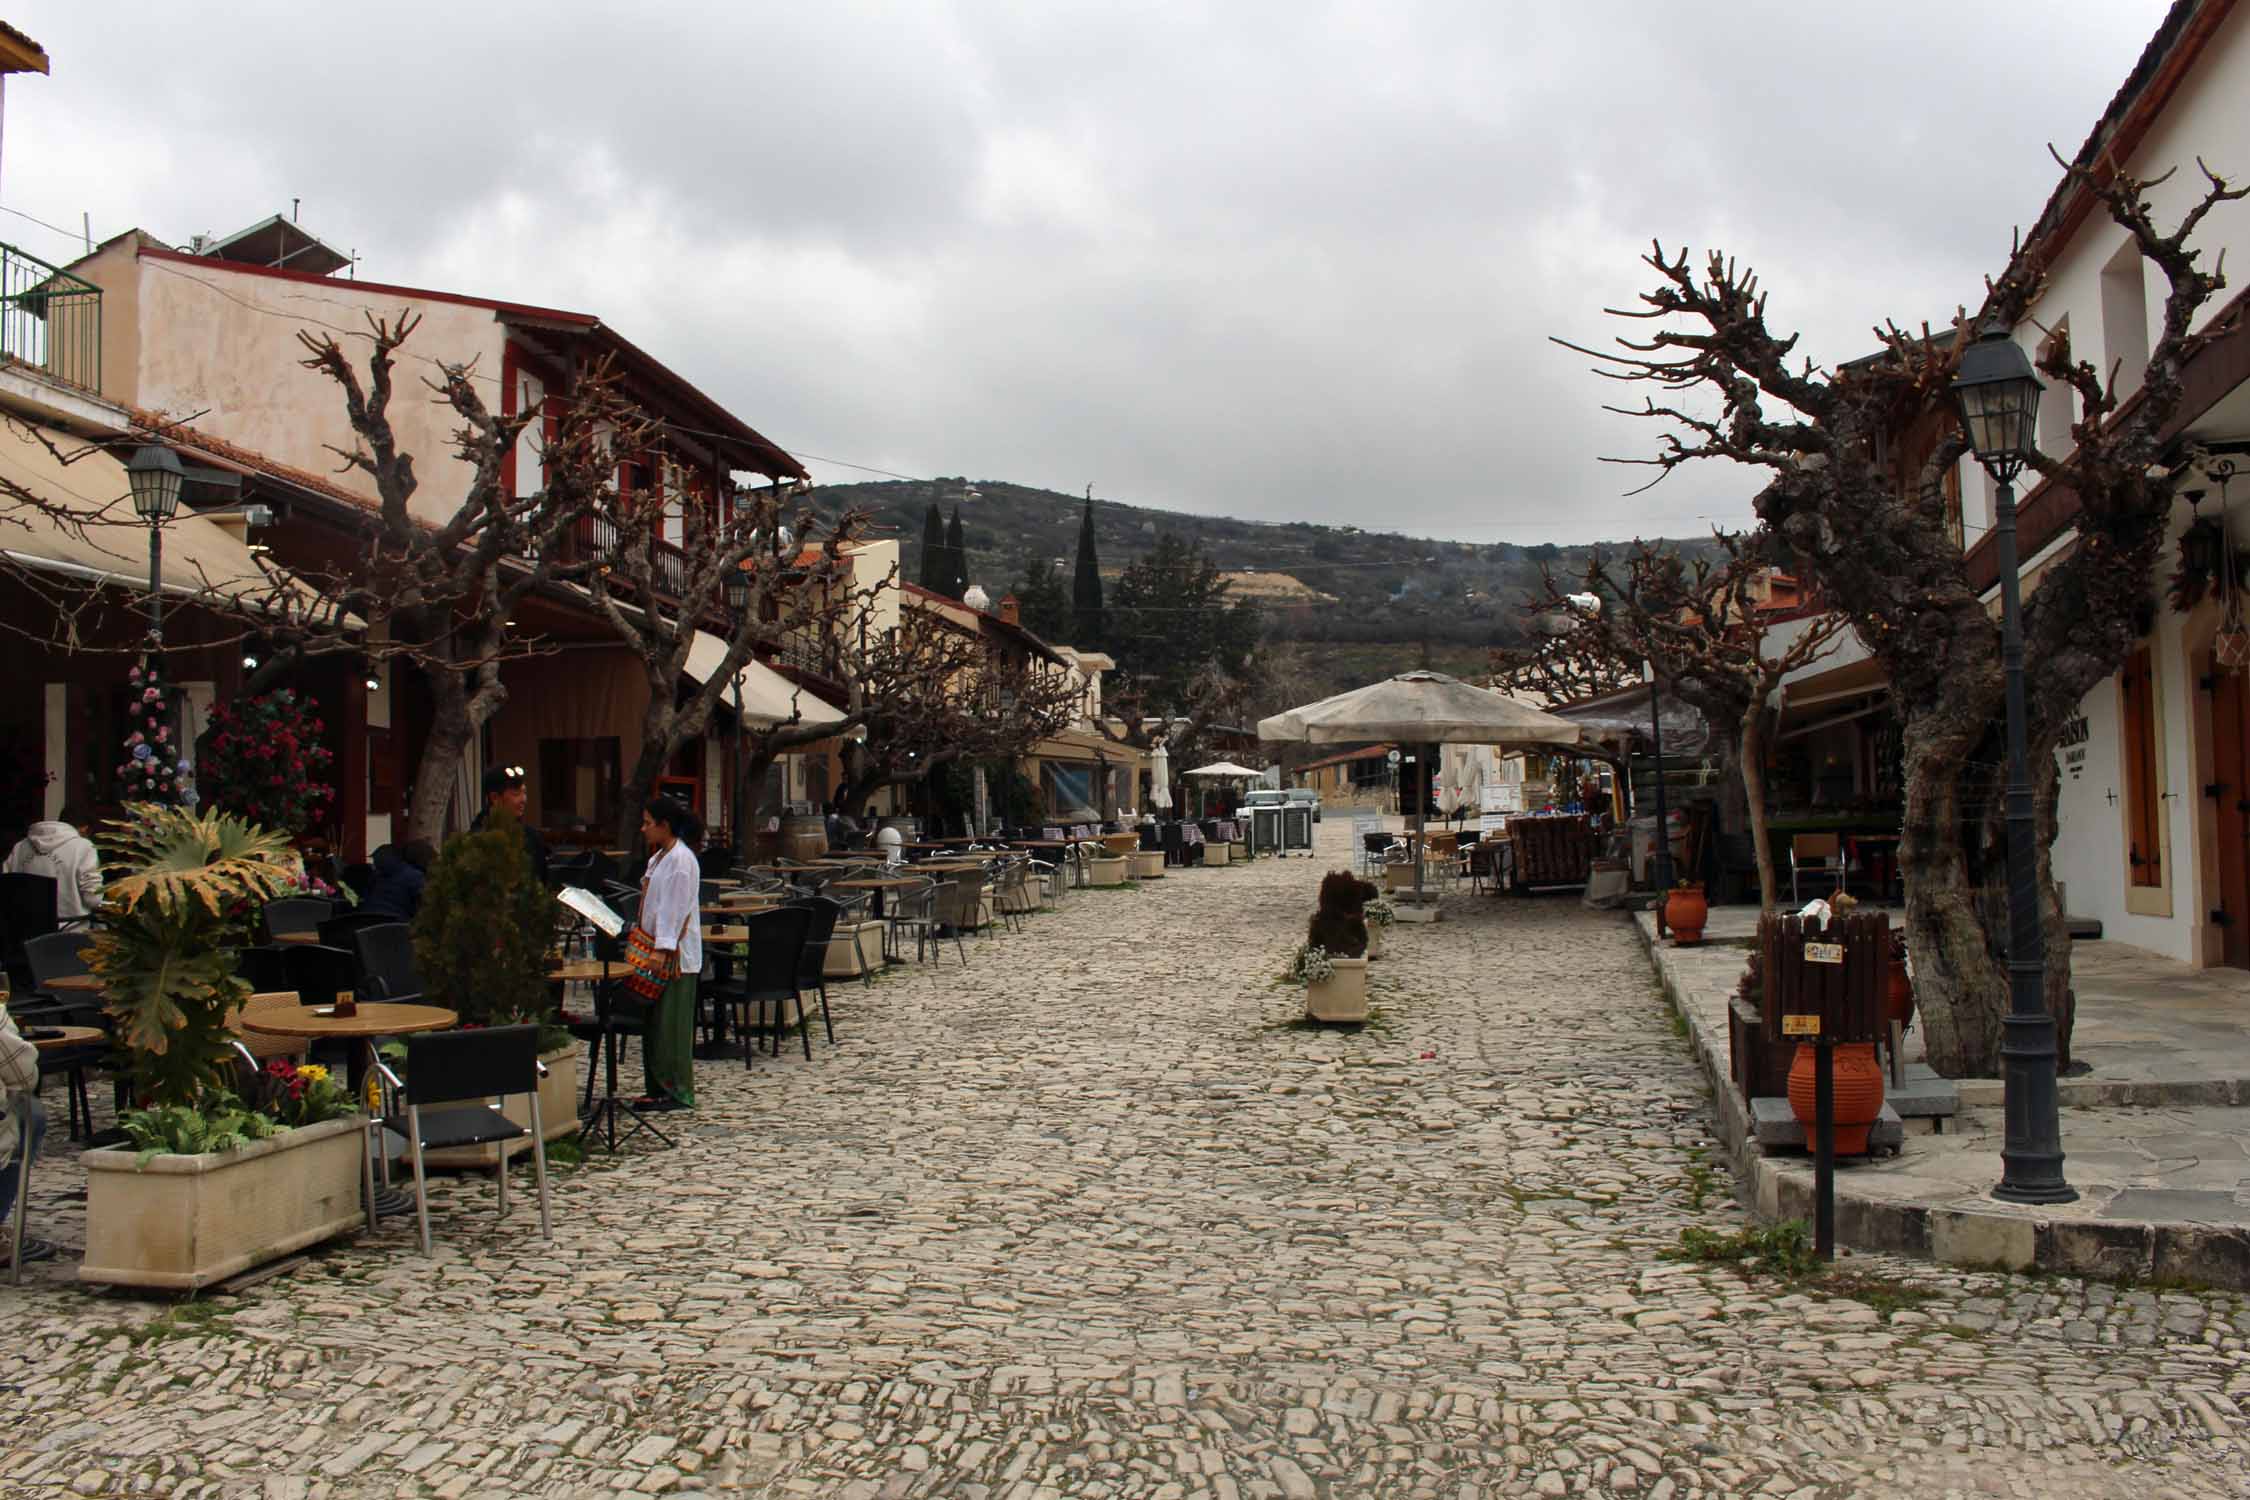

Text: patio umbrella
xmin=1258 ymin=671 xmax=1580 ymax=905
xmin=1182 ymin=761 xmax=1260 ymax=820
xmin=1149 ymin=742 xmax=1172 ymax=811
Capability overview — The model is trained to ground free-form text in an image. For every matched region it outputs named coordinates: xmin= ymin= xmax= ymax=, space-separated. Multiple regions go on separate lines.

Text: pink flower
xmin=142 ymin=687 xmax=159 ymax=703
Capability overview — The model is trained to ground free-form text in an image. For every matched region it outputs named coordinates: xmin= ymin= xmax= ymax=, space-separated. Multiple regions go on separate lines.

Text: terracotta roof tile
xmin=126 ymin=408 xmax=376 ymax=513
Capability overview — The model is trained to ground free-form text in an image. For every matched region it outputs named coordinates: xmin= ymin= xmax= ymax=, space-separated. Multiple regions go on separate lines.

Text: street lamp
xmin=126 ymin=445 xmax=185 ymax=645
xmin=1950 ymin=323 xmax=2077 ymax=1205
xmin=1645 ymin=660 xmax=1672 ymax=895
xmin=724 ymin=566 xmax=752 ymax=861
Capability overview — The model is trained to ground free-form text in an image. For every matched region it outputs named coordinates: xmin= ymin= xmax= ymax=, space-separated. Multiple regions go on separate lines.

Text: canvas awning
xmin=1258 ymin=671 xmax=1581 ymax=748
xmin=682 ymin=631 xmax=846 ymax=729
xmin=1183 ymin=760 xmax=1262 ymax=778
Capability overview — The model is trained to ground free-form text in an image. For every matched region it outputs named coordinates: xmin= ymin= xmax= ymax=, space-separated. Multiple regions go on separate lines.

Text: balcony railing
xmin=1 ymin=241 xmax=101 ymax=392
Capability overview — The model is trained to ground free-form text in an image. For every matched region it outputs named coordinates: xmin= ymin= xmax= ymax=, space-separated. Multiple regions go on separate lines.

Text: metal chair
xmin=882 ymin=875 xmax=940 ymax=963
xmin=262 ymin=897 xmax=334 ymax=942
xmin=377 ymin=1024 xmax=552 ymax=1256
xmin=783 ymin=896 xmax=842 ymax=1049
xmin=1790 ymin=833 xmax=1848 ymax=903
xmin=0 ymin=871 xmax=58 ymax=971
xmin=22 ymin=931 xmax=93 ymax=1011
xmin=8 ymin=1092 xmax=37 ymax=1284
xmin=281 ymin=944 xmax=361 ymax=1010
xmin=353 ymin=923 xmax=423 ymax=1004
xmin=229 ymin=991 xmax=312 ymax=1065
xmin=710 ymin=906 xmax=812 ymax=1063
xmin=317 ymin=910 xmax=395 ymax=950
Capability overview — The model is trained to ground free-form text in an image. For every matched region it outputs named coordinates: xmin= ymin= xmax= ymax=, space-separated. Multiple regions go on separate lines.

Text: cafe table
xmin=241 ymin=1001 xmax=457 ymax=1095
xmin=18 ymin=1022 xmax=104 ymax=1140
xmin=827 ymin=875 xmax=922 ymax=918
xmin=25 ymin=1023 xmax=104 ymax=1053
xmin=271 ymin=930 xmax=322 ymax=946
xmin=37 ymin=972 xmax=104 ymax=996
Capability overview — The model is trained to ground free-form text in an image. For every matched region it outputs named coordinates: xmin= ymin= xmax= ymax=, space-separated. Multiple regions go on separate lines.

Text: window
xmin=2120 ymin=646 xmax=2162 ymax=888
xmin=2101 ymin=239 xmax=2151 ymax=401
xmin=538 ymin=737 xmax=620 ymax=836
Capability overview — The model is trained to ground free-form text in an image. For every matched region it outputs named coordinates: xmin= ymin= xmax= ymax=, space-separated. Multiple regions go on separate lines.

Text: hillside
xmin=810 ymin=477 xmax=1715 ymax=700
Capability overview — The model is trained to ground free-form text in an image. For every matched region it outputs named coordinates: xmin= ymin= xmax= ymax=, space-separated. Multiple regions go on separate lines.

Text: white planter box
xmin=1383 ymin=863 xmax=1420 ymax=891
xmin=1367 ymin=925 xmax=1386 ymax=960
xmin=1201 ymin=843 xmax=1230 ymax=868
xmin=1305 ymin=956 xmax=1371 ymax=1023
xmin=80 ymin=1115 xmax=366 ymax=1291
xmin=1230 ymin=842 xmax=1249 ymax=862
xmin=421 ymin=1045 xmax=579 ymax=1169
xmin=1130 ymin=850 xmax=1166 ymax=880
xmin=1087 ymin=856 xmax=1128 ymax=887
xmin=823 ymin=920 xmax=886 ymax=979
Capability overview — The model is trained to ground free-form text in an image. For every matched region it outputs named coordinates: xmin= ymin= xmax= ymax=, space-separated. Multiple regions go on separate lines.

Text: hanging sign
xmin=1781 ymin=1013 xmax=1823 ymax=1037
xmin=1804 ymin=942 xmax=1844 ymax=965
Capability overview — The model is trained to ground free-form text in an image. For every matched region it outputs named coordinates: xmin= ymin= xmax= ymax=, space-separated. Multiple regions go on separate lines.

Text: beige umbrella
xmin=1259 ymin=672 xmax=1580 ymax=904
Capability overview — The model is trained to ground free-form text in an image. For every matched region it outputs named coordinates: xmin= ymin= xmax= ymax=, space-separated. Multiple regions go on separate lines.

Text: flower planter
xmin=1305 ymin=956 xmax=1371 ymax=1023
xmin=1663 ymin=884 xmax=1708 ymax=945
xmin=1229 ymin=842 xmax=1250 ymax=863
xmin=1201 ymin=843 xmax=1230 ymax=868
xmin=1383 ymin=863 xmax=1420 ymax=892
xmin=1130 ymin=850 xmax=1167 ymax=880
xmin=1786 ymin=1041 xmax=1887 ymax=1155
xmin=1366 ymin=925 xmax=1386 ymax=960
xmin=79 ymin=1116 xmax=367 ymax=1291
xmin=1087 ymin=856 xmax=1128 ymax=887
xmin=824 ymin=920 xmax=886 ymax=980
xmin=421 ymin=1045 xmax=579 ymax=1169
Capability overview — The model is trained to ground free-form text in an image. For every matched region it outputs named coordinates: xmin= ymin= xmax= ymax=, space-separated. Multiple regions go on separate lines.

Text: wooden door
xmin=2211 ymin=654 xmax=2250 ymax=969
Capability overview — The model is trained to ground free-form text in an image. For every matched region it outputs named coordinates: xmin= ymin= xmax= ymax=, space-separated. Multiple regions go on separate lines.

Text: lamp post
xmin=1950 ymin=323 xmax=2077 ymax=1205
xmin=1646 ymin=660 xmax=1673 ymax=895
xmin=126 ymin=445 xmax=185 ymax=646
xmin=723 ymin=566 xmax=751 ymax=863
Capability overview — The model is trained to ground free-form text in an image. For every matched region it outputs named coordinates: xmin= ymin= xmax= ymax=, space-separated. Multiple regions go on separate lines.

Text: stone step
xmin=1749 ymin=1096 xmax=1904 ymax=1153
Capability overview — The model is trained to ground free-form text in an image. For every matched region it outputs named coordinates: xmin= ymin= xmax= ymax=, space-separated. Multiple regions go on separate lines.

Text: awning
xmin=1549 ymin=683 xmax=1710 ymax=757
xmin=682 ymin=631 xmax=846 ymax=729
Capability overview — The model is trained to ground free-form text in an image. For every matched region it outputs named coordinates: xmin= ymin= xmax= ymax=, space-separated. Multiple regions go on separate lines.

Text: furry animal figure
xmin=1307 ymin=869 xmax=1378 ymax=958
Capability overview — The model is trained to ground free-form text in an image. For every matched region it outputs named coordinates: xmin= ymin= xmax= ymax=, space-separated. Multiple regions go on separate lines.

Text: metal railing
xmin=0 ymin=241 xmax=100 ymax=392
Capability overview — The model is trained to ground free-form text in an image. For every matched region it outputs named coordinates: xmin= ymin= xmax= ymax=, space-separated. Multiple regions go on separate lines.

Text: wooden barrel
xmin=781 ymin=813 xmax=829 ymax=863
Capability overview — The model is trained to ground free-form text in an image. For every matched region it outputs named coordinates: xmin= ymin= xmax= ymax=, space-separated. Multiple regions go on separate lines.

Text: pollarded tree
xmin=1558 ymin=152 xmax=2244 ymax=1075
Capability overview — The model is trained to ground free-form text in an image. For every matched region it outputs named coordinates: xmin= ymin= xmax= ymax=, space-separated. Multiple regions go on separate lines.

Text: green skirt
xmin=644 ymin=973 xmax=698 ymax=1108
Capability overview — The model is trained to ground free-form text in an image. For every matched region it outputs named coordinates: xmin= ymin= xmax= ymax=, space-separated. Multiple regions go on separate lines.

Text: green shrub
xmin=414 ymin=809 xmax=557 ymax=1028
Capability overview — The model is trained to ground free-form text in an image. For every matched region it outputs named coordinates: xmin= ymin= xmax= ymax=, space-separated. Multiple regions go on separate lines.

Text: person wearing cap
xmin=470 ymin=765 xmax=551 ymax=886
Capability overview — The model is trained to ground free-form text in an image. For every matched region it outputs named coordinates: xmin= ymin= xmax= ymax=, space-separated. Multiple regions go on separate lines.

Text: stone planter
xmin=1230 ymin=842 xmax=1250 ymax=863
xmin=824 ymin=920 xmax=886 ymax=979
xmin=422 ymin=1045 xmax=579 ymax=1169
xmin=1305 ymin=956 xmax=1371 ymax=1023
xmin=1201 ymin=843 xmax=1230 ymax=868
xmin=80 ymin=1115 xmax=366 ymax=1291
xmin=1087 ymin=856 xmax=1129 ymax=887
xmin=1130 ymin=850 xmax=1166 ymax=880
xmin=1366 ymin=925 xmax=1386 ymax=960
xmin=1383 ymin=863 xmax=1420 ymax=892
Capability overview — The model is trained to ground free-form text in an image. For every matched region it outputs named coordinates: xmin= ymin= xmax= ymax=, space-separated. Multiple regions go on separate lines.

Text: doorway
xmin=2210 ymin=651 xmax=2250 ymax=968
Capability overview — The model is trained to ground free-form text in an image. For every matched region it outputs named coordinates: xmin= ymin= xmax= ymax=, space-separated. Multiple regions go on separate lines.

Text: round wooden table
xmin=270 ymin=931 xmax=323 ymax=946
xmin=23 ymin=1023 xmax=103 ymax=1053
xmin=241 ymin=1002 xmax=458 ymax=1093
xmin=546 ymin=958 xmax=618 ymax=985
xmin=37 ymin=972 xmax=104 ymax=995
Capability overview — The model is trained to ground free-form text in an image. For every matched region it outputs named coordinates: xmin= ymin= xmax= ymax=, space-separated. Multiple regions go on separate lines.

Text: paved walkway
xmin=5 ymin=825 xmax=2250 ymax=1498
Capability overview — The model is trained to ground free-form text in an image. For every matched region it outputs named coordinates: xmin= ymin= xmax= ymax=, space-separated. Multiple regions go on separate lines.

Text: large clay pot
xmin=1884 ymin=943 xmax=1915 ymax=1031
xmin=1663 ymin=883 xmax=1708 ymax=945
xmin=1787 ymin=1041 xmax=1886 ymax=1155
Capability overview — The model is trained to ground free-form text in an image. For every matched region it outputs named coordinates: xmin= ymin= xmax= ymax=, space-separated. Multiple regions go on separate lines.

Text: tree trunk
xmin=1898 ymin=707 xmax=2008 ymax=1077
xmin=1740 ymin=703 xmax=1776 ymax=911
xmin=402 ymin=638 xmax=508 ymax=846
xmin=615 ymin=699 xmax=682 ymax=855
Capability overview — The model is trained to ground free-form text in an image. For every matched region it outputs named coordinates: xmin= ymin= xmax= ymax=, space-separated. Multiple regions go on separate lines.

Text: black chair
xmin=353 ymin=924 xmax=422 ymax=1004
xmin=784 ymin=897 xmax=842 ymax=1049
xmin=281 ymin=944 xmax=360 ymax=1009
xmin=377 ymin=1024 xmax=552 ymax=1256
xmin=263 ymin=898 xmax=333 ymax=942
xmin=0 ymin=871 xmax=58 ymax=971
xmin=21 ymin=931 xmax=106 ymax=1137
xmin=23 ymin=930 xmax=93 ymax=1007
xmin=317 ymin=910 xmax=395 ymax=950
xmin=237 ymin=945 xmax=292 ymax=995
xmin=710 ymin=906 xmax=811 ymax=1063
xmin=340 ymin=862 xmax=376 ymax=904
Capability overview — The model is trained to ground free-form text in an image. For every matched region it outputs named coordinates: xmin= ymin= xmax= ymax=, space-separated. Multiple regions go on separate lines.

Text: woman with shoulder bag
xmin=628 ymin=796 xmax=701 ymax=1111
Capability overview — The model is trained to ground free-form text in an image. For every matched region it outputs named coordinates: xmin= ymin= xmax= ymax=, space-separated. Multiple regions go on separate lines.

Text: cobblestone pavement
xmin=6 ymin=824 xmax=2250 ymax=1499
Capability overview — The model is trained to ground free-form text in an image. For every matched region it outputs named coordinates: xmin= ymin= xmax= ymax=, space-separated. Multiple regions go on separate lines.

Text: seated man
xmin=5 ymin=805 xmax=103 ymax=931
xmin=0 ymin=1006 xmax=52 ymax=1266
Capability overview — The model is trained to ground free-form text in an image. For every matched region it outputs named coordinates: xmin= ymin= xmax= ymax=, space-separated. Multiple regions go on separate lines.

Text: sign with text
xmin=1781 ymin=1013 xmax=1823 ymax=1037
xmin=1803 ymin=941 xmax=1844 ymax=965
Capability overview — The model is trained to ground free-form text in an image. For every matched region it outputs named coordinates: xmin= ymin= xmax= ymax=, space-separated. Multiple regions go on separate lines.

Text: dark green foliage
xmin=1073 ymin=498 xmax=1105 ymax=647
xmin=413 ymin=810 xmax=556 ymax=1027
xmin=918 ymin=504 xmax=946 ymax=590
xmin=1306 ymin=870 xmax=1375 ymax=959
xmin=944 ymin=507 xmax=969 ymax=599
xmin=1012 ymin=562 xmax=1072 ymax=642
xmin=1110 ymin=533 xmax=1261 ymax=703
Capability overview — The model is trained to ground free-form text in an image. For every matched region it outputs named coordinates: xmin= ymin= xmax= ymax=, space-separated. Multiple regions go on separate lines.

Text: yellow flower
xmin=296 ymin=1063 xmax=330 ymax=1086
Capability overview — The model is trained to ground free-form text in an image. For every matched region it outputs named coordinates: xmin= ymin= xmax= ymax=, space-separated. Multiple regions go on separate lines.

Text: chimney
xmin=997 ymin=594 xmax=1021 ymax=626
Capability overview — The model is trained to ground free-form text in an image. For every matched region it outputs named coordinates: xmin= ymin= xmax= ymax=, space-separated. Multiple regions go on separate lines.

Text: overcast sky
xmin=7 ymin=1 xmax=2175 ymax=544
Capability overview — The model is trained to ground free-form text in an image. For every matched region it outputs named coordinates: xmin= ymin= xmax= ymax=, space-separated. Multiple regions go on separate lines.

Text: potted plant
xmin=1663 ymin=881 xmax=1708 ymax=945
xmin=412 ymin=811 xmax=578 ymax=1164
xmin=1364 ymin=895 xmax=1396 ymax=959
xmin=198 ymin=689 xmax=336 ymax=837
xmin=78 ymin=805 xmax=368 ymax=1290
xmin=1786 ymin=1040 xmax=1887 ymax=1155
xmin=1292 ymin=871 xmax=1375 ymax=1022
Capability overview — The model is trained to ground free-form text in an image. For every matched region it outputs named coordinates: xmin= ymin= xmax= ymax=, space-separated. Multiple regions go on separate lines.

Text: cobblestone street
xmin=6 ymin=824 xmax=2250 ymax=1499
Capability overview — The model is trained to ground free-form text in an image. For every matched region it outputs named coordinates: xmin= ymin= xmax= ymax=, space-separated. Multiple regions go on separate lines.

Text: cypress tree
xmin=1072 ymin=498 xmax=1105 ymax=646
xmin=944 ymin=507 xmax=969 ymax=599
xmin=918 ymin=502 xmax=945 ymax=589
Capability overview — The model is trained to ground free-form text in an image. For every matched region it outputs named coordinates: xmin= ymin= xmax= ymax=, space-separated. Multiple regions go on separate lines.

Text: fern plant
xmin=88 ymin=804 xmax=298 ymax=1110
xmin=120 ymin=1097 xmax=281 ymax=1168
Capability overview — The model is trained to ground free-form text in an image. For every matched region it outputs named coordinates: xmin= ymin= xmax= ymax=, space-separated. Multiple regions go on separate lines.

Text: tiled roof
xmin=127 ymin=407 xmax=375 ymax=513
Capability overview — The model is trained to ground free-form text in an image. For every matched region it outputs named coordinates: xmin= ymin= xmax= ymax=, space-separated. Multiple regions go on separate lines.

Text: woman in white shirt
xmin=636 ymin=797 xmax=703 ymax=1111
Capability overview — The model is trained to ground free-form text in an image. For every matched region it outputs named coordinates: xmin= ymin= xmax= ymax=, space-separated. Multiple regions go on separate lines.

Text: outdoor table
xmin=1098 ymin=833 xmax=1140 ymax=857
xmin=546 ymin=957 xmax=617 ymax=985
xmin=705 ymin=925 xmax=753 ymax=945
xmin=271 ymin=931 xmax=322 ymax=946
xmin=829 ymin=875 xmax=921 ymax=918
xmin=38 ymin=972 xmax=104 ymax=995
xmin=25 ymin=1024 xmax=103 ymax=1053
xmin=240 ymin=1001 xmax=457 ymax=1095
xmin=702 ymin=901 xmax=777 ymax=918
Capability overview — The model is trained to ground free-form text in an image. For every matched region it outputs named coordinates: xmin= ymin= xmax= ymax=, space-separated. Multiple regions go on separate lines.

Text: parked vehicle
xmin=1285 ymin=787 xmax=1323 ymax=823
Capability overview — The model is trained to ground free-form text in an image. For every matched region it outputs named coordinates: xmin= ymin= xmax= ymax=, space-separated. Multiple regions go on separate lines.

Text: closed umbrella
xmin=1259 ymin=672 xmax=1579 ymax=906
xmin=1149 ymin=742 xmax=1172 ymax=811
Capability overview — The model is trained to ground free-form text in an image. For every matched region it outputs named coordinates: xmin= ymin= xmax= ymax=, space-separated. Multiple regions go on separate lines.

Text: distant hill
xmin=814 ymin=477 xmax=1713 ymax=652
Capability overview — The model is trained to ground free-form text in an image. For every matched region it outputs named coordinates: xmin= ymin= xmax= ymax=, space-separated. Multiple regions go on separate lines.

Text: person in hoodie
xmin=4 ymin=806 xmax=103 ymax=930
xmin=361 ymin=840 xmax=433 ymax=921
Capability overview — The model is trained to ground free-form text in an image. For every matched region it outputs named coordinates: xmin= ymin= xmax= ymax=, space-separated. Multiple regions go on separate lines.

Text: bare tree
xmin=1488 ymin=613 xmax=1644 ymax=705
xmin=1557 ymin=151 xmax=2243 ymax=1074
xmin=297 ymin=311 xmax=634 ymax=840
xmin=1540 ymin=534 xmax=1842 ymax=909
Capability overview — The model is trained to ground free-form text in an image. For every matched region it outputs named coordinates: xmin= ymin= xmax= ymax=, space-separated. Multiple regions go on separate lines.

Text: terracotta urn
xmin=1663 ymin=883 xmax=1707 ymax=945
xmin=1884 ymin=939 xmax=1915 ymax=1031
xmin=1787 ymin=1041 xmax=1887 ymax=1155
